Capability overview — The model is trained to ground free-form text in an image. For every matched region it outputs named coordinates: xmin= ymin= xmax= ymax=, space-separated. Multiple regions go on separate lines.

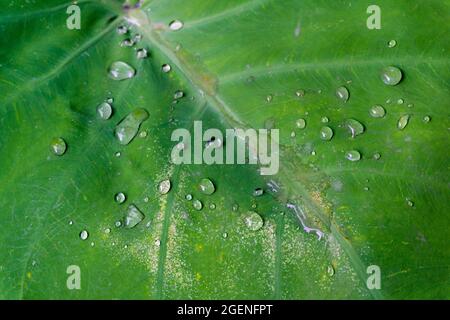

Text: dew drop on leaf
xmin=169 ymin=20 xmax=184 ymax=31
xmin=116 ymin=25 xmax=128 ymax=35
xmin=174 ymin=90 xmax=184 ymax=99
xmin=369 ymin=105 xmax=386 ymax=118
xmin=320 ymin=126 xmax=334 ymax=141
xmin=193 ymin=199 xmax=203 ymax=211
xmin=296 ymin=118 xmax=306 ymax=129
xmin=120 ymin=39 xmax=134 ymax=47
xmin=50 ymin=137 xmax=67 ymax=156
xmin=397 ymin=115 xmax=410 ymax=130
xmin=388 ymin=39 xmax=397 ymax=48
xmin=346 ymin=150 xmax=361 ymax=162
xmin=79 ymin=230 xmax=89 ymax=240
xmin=108 ymin=61 xmax=136 ymax=81
xmin=97 ymin=102 xmax=112 ymax=120
xmin=158 ymin=179 xmax=171 ymax=195
xmin=114 ymin=108 xmax=149 ymax=145
xmin=124 ymin=204 xmax=145 ymax=228
xmin=185 ymin=194 xmax=193 ymax=201
xmin=380 ymin=66 xmax=403 ymax=86
xmin=136 ymin=48 xmax=148 ymax=59
xmin=115 ymin=192 xmax=126 ymax=204
xmin=253 ymin=188 xmax=264 ymax=197
xmin=344 ymin=119 xmax=365 ymax=138
xmin=335 ymin=86 xmax=349 ymax=102
xmin=243 ymin=211 xmax=264 ymax=231
xmin=423 ymin=115 xmax=431 ymax=123
xmin=199 ymin=178 xmax=215 ymax=195
xmin=162 ymin=64 xmax=171 ymax=73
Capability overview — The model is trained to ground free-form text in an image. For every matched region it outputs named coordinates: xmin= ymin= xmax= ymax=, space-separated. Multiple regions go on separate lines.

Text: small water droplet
xmin=209 ymin=203 xmax=216 ymax=210
xmin=423 ymin=115 xmax=431 ymax=123
xmin=321 ymin=116 xmax=329 ymax=123
xmin=407 ymin=103 xmax=414 ymax=108
xmin=136 ymin=48 xmax=148 ymax=59
xmin=139 ymin=131 xmax=147 ymax=138
xmin=108 ymin=61 xmax=136 ymax=81
xmin=369 ymin=105 xmax=386 ymax=118
xmin=232 ymin=204 xmax=239 ymax=212
xmin=115 ymin=108 xmax=149 ymax=145
xmin=169 ymin=20 xmax=184 ymax=31
xmin=97 ymin=102 xmax=112 ymax=120
xmin=193 ymin=199 xmax=203 ymax=211
xmin=407 ymin=199 xmax=414 ymax=207
xmin=155 ymin=239 xmax=161 ymax=247
xmin=105 ymin=228 xmax=111 ymax=234
xmin=388 ymin=39 xmax=397 ymax=48
xmin=90 ymin=242 xmax=95 ymax=247
xmin=199 ymin=178 xmax=215 ymax=195
xmin=373 ymin=153 xmax=381 ymax=160
xmin=253 ymin=188 xmax=264 ymax=197
xmin=120 ymin=39 xmax=134 ymax=47
xmin=327 ymin=265 xmax=335 ymax=276
xmin=115 ymin=151 xmax=122 ymax=157
xmin=397 ymin=98 xmax=404 ymax=105
xmin=295 ymin=90 xmax=305 ymax=97
xmin=266 ymin=94 xmax=273 ymax=103
xmin=69 ymin=220 xmax=73 ymax=226
xmin=124 ymin=204 xmax=145 ymax=228
xmin=397 ymin=115 xmax=410 ymax=130
xmin=115 ymin=220 xmax=122 ymax=228
xmin=50 ymin=137 xmax=67 ymax=156
xmin=79 ymin=230 xmax=89 ymax=240
xmin=158 ymin=179 xmax=171 ymax=195
xmin=346 ymin=150 xmax=361 ymax=162
xmin=222 ymin=232 xmax=228 ymax=239
xmin=336 ymin=86 xmax=349 ymax=102
xmin=162 ymin=64 xmax=171 ymax=73
xmin=174 ymin=90 xmax=184 ymax=99
xmin=133 ymin=34 xmax=142 ymax=43
xmin=243 ymin=211 xmax=264 ymax=231
xmin=290 ymin=131 xmax=296 ymax=138
xmin=344 ymin=119 xmax=365 ymax=138
xmin=115 ymin=192 xmax=126 ymax=204
xmin=185 ymin=194 xmax=193 ymax=201
xmin=320 ymin=126 xmax=334 ymax=141
xmin=296 ymin=118 xmax=306 ymax=129
xmin=380 ymin=66 xmax=403 ymax=86
xmin=116 ymin=25 xmax=128 ymax=35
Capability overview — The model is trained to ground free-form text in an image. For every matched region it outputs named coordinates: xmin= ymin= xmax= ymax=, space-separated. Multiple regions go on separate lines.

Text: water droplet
xmin=158 ymin=179 xmax=171 ymax=195
xmin=193 ymin=199 xmax=203 ymax=211
xmin=97 ymin=102 xmax=112 ymax=120
xmin=133 ymin=34 xmax=142 ymax=43
xmin=407 ymin=199 xmax=414 ymax=207
xmin=373 ymin=153 xmax=381 ymax=160
xmin=162 ymin=64 xmax=171 ymax=73
xmin=115 ymin=220 xmax=122 ymax=228
xmin=155 ymin=239 xmax=161 ymax=247
xmin=397 ymin=115 xmax=410 ymax=130
xmin=115 ymin=151 xmax=121 ymax=157
xmin=209 ymin=203 xmax=216 ymax=210
xmin=295 ymin=90 xmax=305 ymax=97
xmin=369 ymin=105 xmax=386 ymax=118
xmin=253 ymin=188 xmax=264 ymax=197
xmin=199 ymin=178 xmax=215 ymax=195
xmin=169 ymin=20 xmax=184 ymax=31
xmin=90 ymin=242 xmax=95 ymax=247
xmin=116 ymin=25 xmax=128 ymax=35
xmin=222 ymin=232 xmax=228 ymax=239
xmin=266 ymin=94 xmax=273 ymax=103
xmin=174 ymin=90 xmax=184 ymax=99
xmin=105 ymin=228 xmax=111 ymax=234
xmin=114 ymin=108 xmax=149 ymax=145
xmin=232 ymin=204 xmax=239 ymax=212
xmin=136 ymin=48 xmax=148 ymax=59
xmin=321 ymin=116 xmax=329 ymax=123
xmin=290 ymin=131 xmax=296 ymax=138
xmin=397 ymin=98 xmax=404 ymax=105
xmin=327 ymin=265 xmax=335 ymax=276
xmin=344 ymin=119 xmax=365 ymax=138
xmin=50 ymin=137 xmax=67 ymax=156
xmin=139 ymin=131 xmax=147 ymax=138
xmin=108 ymin=61 xmax=136 ymax=81
xmin=388 ymin=39 xmax=397 ymax=48
xmin=336 ymin=86 xmax=349 ymax=102
xmin=320 ymin=126 xmax=334 ymax=141
xmin=407 ymin=103 xmax=414 ymax=108
xmin=345 ymin=150 xmax=361 ymax=162
xmin=296 ymin=118 xmax=306 ymax=129
xmin=79 ymin=230 xmax=89 ymax=240
xmin=120 ymin=39 xmax=134 ymax=47
xmin=423 ymin=115 xmax=431 ymax=123
xmin=185 ymin=194 xmax=193 ymax=201
xmin=115 ymin=192 xmax=126 ymax=204
xmin=69 ymin=220 xmax=73 ymax=226
xmin=243 ymin=211 xmax=264 ymax=231
xmin=124 ymin=204 xmax=145 ymax=228
xmin=380 ymin=66 xmax=403 ymax=86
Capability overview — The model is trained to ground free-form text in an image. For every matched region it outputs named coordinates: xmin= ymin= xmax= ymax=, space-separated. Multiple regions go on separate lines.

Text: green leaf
xmin=0 ymin=0 xmax=448 ymax=299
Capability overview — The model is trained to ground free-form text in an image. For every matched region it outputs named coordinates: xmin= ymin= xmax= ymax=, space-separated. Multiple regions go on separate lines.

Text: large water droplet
xmin=346 ymin=150 xmax=361 ymax=162
xmin=169 ymin=20 xmax=184 ymax=31
xmin=320 ymin=126 xmax=334 ymax=141
xmin=108 ymin=61 xmax=136 ymax=81
xmin=344 ymin=119 xmax=365 ymax=138
xmin=199 ymin=178 xmax=215 ymax=195
xmin=243 ymin=211 xmax=264 ymax=231
xmin=380 ymin=66 xmax=403 ymax=86
xmin=193 ymin=199 xmax=203 ymax=211
xmin=115 ymin=192 xmax=126 ymax=204
xmin=296 ymin=118 xmax=306 ymax=129
xmin=336 ymin=86 xmax=349 ymax=102
xmin=158 ymin=179 xmax=171 ymax=195
xmin=124 ymin=204 xmax=145 ymax=228
xmin=397 ymin=115 xmax=410 ymax=130
xmin=114 ymin=108 xmax=149 ymax=145
xmin=50 ymin=137 xmax=67 ymax=156
xmin=97 ymin=102 xmax=112 ymax=120
xmin=369 ymin=105 xmax=386 ymax=118
xmin=79 ymin=230 xmax=89 ymax=240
